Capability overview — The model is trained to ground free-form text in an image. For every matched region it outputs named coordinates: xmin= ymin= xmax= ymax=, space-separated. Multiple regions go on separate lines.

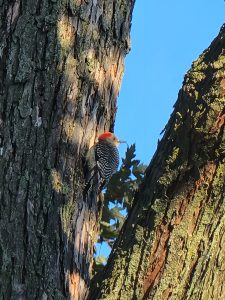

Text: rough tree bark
xmin=90 ymin=25 xmax=225 ymax=300
xmin=0 ymin=0 xmax=135 ymax=299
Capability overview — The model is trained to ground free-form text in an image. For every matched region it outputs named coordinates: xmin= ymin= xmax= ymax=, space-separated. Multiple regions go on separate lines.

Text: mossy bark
xmin=90 ymin=25 xmax=225 ymax=300
xmin=0 ymin=0 xmax=135 ymax=299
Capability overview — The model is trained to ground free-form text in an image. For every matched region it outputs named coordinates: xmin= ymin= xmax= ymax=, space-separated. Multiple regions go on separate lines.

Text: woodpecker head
xmin=98 ymin=132 xmax=126 ymax=147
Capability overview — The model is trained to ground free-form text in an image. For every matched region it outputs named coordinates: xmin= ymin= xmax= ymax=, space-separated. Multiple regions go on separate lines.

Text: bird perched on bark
xmin=84 ymin=132 xmax=126 ymax=194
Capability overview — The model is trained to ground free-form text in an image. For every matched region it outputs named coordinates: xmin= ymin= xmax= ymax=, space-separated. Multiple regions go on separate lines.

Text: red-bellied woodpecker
xmin=84 ymin=132 xmax=126 ymax=194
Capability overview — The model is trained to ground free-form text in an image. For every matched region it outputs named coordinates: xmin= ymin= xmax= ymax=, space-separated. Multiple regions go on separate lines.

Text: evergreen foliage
xmin=94 ymin=144 xmax=147 ymax=273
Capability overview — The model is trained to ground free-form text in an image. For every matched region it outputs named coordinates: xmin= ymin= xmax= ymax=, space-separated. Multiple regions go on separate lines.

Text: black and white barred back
xmin=96 ymin=139 xmax=119 ymax=182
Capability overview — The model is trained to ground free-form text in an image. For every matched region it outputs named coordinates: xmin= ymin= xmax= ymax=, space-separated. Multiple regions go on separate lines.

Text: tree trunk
xmin=90 ymin=24 xmax=225 ymax=300
xmin=0 ymin=0 xmax=135 ymax=299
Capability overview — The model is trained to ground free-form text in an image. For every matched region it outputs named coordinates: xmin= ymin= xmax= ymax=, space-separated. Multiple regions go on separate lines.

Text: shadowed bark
xmin=0 ymin=0 xmax=135 ymax=299
xmin=90 ymin=24 xmax=225 ymax=300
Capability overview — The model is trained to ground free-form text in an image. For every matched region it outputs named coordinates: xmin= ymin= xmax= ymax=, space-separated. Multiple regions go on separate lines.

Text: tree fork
xmin=91 ymin=24 xmax=225 ymax=300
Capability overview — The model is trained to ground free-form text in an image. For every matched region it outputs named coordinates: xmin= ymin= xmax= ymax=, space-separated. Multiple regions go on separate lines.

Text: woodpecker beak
xmin=118 ymin=140 xmax=127 ymax=144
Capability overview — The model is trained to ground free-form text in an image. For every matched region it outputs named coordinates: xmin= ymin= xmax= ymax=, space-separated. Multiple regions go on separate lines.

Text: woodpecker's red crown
xmin=98 ymin=132 xmax=126 ymax=146
xmin=98 ymin=132 xmax=113 ymax=140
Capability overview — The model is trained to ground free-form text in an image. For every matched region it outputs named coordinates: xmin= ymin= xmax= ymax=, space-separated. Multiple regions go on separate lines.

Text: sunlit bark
xmin=0 ymin=0 xmax=134 ymax=298
xmin=91 ymin=24 xmax=225 ymax=300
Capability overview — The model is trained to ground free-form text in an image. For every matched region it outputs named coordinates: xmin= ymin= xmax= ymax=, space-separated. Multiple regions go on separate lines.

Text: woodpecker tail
xmin=83 ymin=166 xmax=106 ymax=199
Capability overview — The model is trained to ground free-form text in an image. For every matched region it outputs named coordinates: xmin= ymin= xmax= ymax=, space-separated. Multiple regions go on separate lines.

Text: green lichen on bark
xmin=92 ymin=24 xmax=225 ymax=300
xmin=0 ymin=0 xmax=135 ymax=299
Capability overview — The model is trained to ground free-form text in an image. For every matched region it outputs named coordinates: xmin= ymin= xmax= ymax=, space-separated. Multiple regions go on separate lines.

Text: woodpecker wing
xmin=96 ymin=140 xmax=119 ymax=182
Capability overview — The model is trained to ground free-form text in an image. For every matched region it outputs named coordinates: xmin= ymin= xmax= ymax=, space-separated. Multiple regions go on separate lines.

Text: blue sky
xmin=116 ymin=1 xmax=225 ymax=165
xmin=97 ymin=1 xmax=224 ymax=258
